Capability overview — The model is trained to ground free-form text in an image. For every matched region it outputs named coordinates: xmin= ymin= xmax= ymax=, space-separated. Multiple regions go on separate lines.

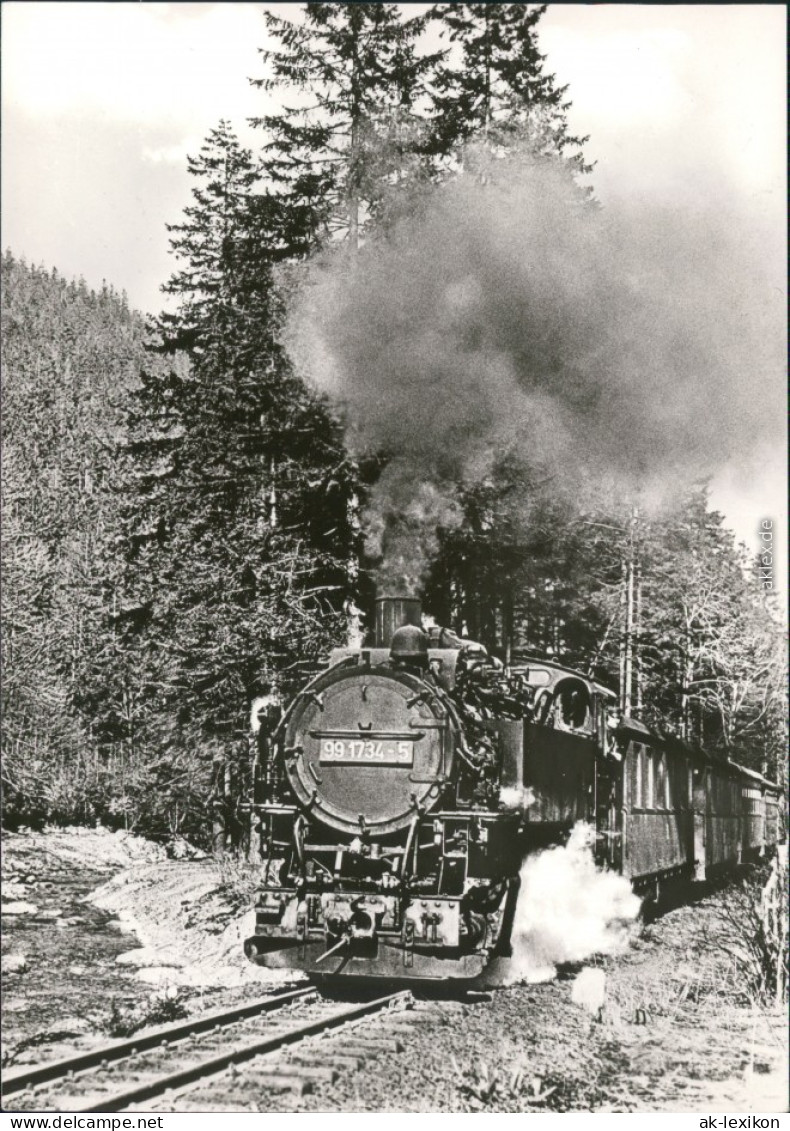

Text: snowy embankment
xmin=88 ymin=831 xmax=296 ymax=990
xmin=3 ymin=826 xmax=294 ymax=991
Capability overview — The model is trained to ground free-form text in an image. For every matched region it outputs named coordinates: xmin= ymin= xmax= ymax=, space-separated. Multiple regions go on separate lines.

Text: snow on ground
xmin=2 ymin=826 xmax=294 ymax=1004
xmin=89 ymin=846 xmax=296 ymax=990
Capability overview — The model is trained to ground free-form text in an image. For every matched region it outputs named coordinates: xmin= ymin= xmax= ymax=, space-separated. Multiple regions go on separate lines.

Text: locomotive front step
xmin=245 ymin=934 xmax=487 ymax=981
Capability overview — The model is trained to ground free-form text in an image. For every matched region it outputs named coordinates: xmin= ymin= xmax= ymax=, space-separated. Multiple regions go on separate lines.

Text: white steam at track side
xmin=488 ymin=823 xmax=641 ymax=986
xmin=287 ymin=159 xmax=786 ymax=593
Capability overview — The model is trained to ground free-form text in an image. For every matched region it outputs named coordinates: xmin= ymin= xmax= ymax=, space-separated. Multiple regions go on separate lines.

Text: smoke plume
xmin=288 ymin=160 xmax=785 ymax=592
xmin=489 ymin=822 xmax=641 ymax=987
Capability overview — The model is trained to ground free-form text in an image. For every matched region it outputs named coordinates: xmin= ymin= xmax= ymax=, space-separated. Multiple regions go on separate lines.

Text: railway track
xmin=1 ymin=984 xmax=422 ymax=1112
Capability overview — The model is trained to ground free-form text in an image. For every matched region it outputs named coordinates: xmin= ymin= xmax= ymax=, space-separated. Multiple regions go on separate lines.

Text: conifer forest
xmin=2 ymin=3 xmax=786 ymax=840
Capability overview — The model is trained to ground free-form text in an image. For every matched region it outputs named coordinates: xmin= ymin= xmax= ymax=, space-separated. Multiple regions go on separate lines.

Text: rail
xmin=2 ymin=987 xmax=410 ymax=1113
xmin=79 ymin=992 xmax=406 ymax=1113
xmin=1 ymin=986 xmax=313 ymax=1103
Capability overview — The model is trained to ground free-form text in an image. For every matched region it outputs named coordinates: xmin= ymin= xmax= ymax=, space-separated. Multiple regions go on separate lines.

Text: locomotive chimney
xmin=374 ymin=595 xmax=422 ymax=647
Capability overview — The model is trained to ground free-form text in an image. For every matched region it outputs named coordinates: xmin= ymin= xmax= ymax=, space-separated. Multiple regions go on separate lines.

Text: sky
xmin=1 ymin=1 xmax=786 ymax=589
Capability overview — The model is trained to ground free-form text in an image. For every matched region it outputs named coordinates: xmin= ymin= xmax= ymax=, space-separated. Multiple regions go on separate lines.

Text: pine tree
xmin=157 ymin=120 xmax=278 ymax=355
xmin=251 ymin=3 xmax=439 ymax=250
xmin=105 ymin=124 xmax=353 ymax=834
xmin=428 ymin=3 xmax=594 ymax=190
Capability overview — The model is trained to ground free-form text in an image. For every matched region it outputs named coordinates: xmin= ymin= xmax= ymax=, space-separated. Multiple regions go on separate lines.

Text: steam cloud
xmin=288 ymin=160 xmax=785 ymax=592
xmin=489 ymin=822 xmax=641 ymax=986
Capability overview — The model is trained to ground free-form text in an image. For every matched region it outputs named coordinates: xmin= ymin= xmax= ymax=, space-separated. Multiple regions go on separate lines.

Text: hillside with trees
xmin=1 ymin=254 xmax=145 ymax=824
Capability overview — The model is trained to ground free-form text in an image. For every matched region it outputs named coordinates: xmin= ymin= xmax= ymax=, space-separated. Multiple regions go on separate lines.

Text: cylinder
xmin=374 ymin=596 xmax=422 ymax=647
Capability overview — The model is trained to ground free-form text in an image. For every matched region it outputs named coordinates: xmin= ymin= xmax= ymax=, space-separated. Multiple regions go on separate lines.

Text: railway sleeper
xmin=286 ymin=1051 xmax=365 ymax=1070
xmin=240 ymin=1071 xmax=314 ymax=1095
xmin=379 ymin=1014 xmax=436 ymax=1028
xmin=259 ymin=1063 xmax=340 ymax=1084
xmin=329 ymin=1035 xmax=404 ymax=1053
xmin=325 ymin=1040 xmax=394 ymax=1060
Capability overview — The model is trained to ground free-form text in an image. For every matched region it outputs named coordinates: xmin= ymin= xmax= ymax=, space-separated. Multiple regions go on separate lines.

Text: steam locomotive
xmin=238 ymin=596 xmax=782 ymax=982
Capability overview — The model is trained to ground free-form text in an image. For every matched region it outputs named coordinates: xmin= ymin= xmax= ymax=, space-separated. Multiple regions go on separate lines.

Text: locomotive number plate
xmin=319 ymin=739 xmax=413 ymax=766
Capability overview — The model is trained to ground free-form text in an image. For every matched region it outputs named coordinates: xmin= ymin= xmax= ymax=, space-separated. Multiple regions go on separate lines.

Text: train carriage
xmin=734 ymin=764 xmax=784 ymax=861
xmin=617 ymin=722 xmax=695 ymax=885
xmin=702 ymin=761 xmax=744 ymax=873
xmin=739 ymin=764 xmax=767 ymax=860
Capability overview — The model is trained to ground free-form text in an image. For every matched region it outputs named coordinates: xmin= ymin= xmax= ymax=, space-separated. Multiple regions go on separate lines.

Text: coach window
xmin=634 ymin=744 xmax=643 ymax=809
xmin=664 ymin=752 xmax=672 ymax=809
xmin=656 ymin=753 xmax=669 ymax=810
xmin=666 ymin=752 xmax=675 ymax=809
xmin=670 ymin=753 xmax=684 ymax=809
xmin=641 ymin=746 xmax=650 ymax=810
xmin=653 ymin=751 xmax=662 ymax=810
